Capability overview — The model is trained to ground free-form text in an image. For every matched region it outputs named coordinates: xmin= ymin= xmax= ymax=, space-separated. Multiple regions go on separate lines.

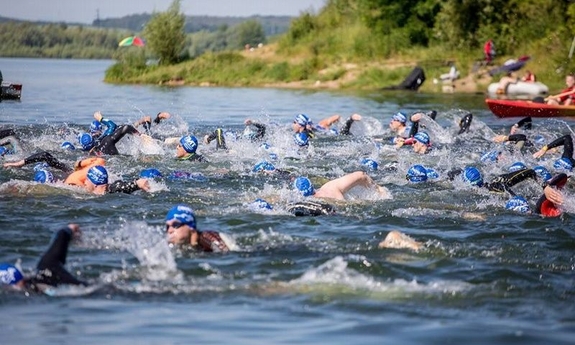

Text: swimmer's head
xmin=61 ymin=141 xmax=76 ymax=150
xmin=391 ymin=111 xmax=407 ymax=124
xmin=554 ymin=157 xmax=573 ymax=172
xmin=480 ymin=150 xmax=500 ymax=163
xmin=86 ymin=165 xmax=108 ymax=186
xmin=252 ymin=161 xmax=276 ymax=173
xmin=406 ymin=164 xmax=438 ymax=183
xmin=505 ymin=196 xmax=531 ymax=214
xmin=165 ymin=205 xmax=196 ymax=228
xmin=34 ymin=169 xmax=54 ymax=184
xmin=79 ymin=133 xmax=95 ymax=151
xmin=90 ymin=120 xmax=102 ymax=134
xmin=462 ymin=166 xmax=483 ymax=187
xmin=294 ymin=132 xmax=309 ymax=147
xmin=179 ymin=135 xmax=198 ymax=154
xmin=251 ymin=198 xmax=273 ymax=210
xmin=140 ymin=168 xmax=163 ymax=179
xmin=360 ymin=158 xmax=378 ymax=171
xmin=294 ymin=114 xmax=310 ymax=127
xmin=294 ymin=176 xmax=315 ymax=197
xmin=413 ymin=132 xmax=430 ymax=146
xmin=0 ymin=264 xmax=23 ymax=285
xmin=508 ymin=161 xmax=527 ymax=172
xmin=533 ymin=165 xmax=552 ymax=182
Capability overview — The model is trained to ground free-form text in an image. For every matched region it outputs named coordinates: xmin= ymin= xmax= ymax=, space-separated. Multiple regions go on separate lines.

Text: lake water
xmin=0 ymin=58 xmax=573 ymax=344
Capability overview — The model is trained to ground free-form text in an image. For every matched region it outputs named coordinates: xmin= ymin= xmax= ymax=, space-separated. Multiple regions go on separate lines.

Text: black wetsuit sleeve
xmin=0 ymin=129 xmax=17 ymax=140
xmin=106 ymin=180 xmax=141 ymax=194
xmin=96 ymin=124 xmax=140 ymax=155
xmin=486 ymin=168 xmax=537 ymax=195
xmin=514 ymin=117 xmax=532 ymax=130
xmin=407 ymin=120 xmax=419 ymax=138
xmin=507 ymin=134 xmax=527 ymax=143
xmin=287 ymin=201 xmax=336 ymax=216
xmin=339 ymin=118 xmax=355 ymax=135
xmin=35 ymin=228 xmax=87 ymax=286
xmin=153 ymin=113 xmax=163 ymax=124
xmin=546 ymin=134 xmax=574 ymax=158
xmin=142 ymin=121 xmax=152 ymax=135
xmin=252 ymin=123 xmax=266 ymax=139
xmin=24 ymin=151 xmax=71 ymax=172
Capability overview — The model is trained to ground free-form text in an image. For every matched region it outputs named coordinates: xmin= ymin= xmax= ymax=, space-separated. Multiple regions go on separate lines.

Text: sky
xmin=1 ymin=0 xmax=327 ymax=24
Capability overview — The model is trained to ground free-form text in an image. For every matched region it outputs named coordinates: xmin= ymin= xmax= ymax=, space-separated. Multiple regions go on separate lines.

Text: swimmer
xmin=293 ymin=171 xmax=389 ymax=201
xmin=176 ymin=135 xmax=207 ymax=162
xmin=0 ymin=224 xmax=87 ymax=293
xmin=165 ymin=204 xmax=230 ymax=252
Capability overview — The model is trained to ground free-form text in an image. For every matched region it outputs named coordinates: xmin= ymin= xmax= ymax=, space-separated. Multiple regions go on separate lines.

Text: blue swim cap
xmin=87 ymin=165 xmax=108 ymax=185
xmin=360 ymin=158 xmax=379 ymax=171
xmin=462 ymin=166 xmax=483 ymax=187
xmin=480 ymin=150 xmax=500 ymax=163
xmin=140 ymin=168 xmax=163 ymax=179
xmin=413 ymin=132 xmax=430 ymax=145
xmin=426 ymin=167 xmax=439 ymax=179
xmin=505 ymin=196 xmax=531 ymax=213
xmin=294 ymin=132 xmax=309 ymax=147
xmin=0 ymin=147 xmax=7 ymax=156
xmin=253 ymin=161 xmax=276 ymax=172
xmin=0 ymin=263 xmax=23 ymax=285
xmin=165 ymin=204 xmax=196 ymax=228
xmin=295 ymin=114 xmax=310 ymax=127
xmin=392 ymin=111 xmax=407 ymax=124
xmin=251 ymin=198 xmax=273 ymax=210
xmin=34 ymin=169 xmax=54 ymax=184
xmin=61 ymin=141 xmax=76 ymax=150
xmin=294 ymin=176 xmax=315 ymax=197
xmin=179 ymin=135 xmax=198 ymax=154
xmin=90 ymin=120 xmax=102 ymax=134
xmin=79 ymin=133 xmax=94 ymax=151
xmin=33 ymin=162 xmax=49 ymax=172
xmin=406 ymin=164 xmax=428 ymax=183
xmin=508 ymin=162 xmax=527 ymax=172
xmin=533 ymin=165 xmax=552 ymax=182
xmin=329 ymin=128 xmax=339 ymax=135
xmin=534 ymin=135 xmax=546 ymax=144
xmin=554 ymin=157 xmax=573 ymax=171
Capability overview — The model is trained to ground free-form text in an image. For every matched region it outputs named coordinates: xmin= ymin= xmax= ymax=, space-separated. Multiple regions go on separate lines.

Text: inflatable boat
xmin=487 ymin=81 xmax=548 ymax=99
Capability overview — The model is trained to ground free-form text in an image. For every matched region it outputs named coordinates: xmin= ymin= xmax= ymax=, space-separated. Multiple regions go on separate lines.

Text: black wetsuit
xmin=245 ymin=122 xmax=267 ymax=141
xmin=458 ymin=113 xmax=473 ymax=134
xmin=23 ymin=151 xmax=72 ymax=172
xmin=205 ymin=128 xmax=227 ymax=150
xmin=287 ymin=200 xmax=336 ymax=217
xmin=339 ymin=116 xmax=359 ymax=136
xmin=0 ymin=129 xmax=16 ymax=140
xmin=177 ymin=152 xmax=207 ymax=162
xmin=24 ymin=228 xmax=87 ymax=292
xmin=534 ymin=173 xmax=569 ymax=217
xmin=543 ymin=134 xmax=575 ymax=167
xmin=139 ymin=113 xmax=166 ymax=137
xmin=107 ymin=180 xmax=143 ymax=194
xmin=93 ymin=124 xmax=140 ymax=155
xmin=196 ymin=231 xmax=229 ymax=252
xmin=448 ymin=167 xmax=537 ymax=195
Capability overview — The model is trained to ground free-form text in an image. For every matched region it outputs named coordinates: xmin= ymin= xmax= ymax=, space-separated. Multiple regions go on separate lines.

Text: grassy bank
xmin=105 ymin=38 xmax=568 ymax=95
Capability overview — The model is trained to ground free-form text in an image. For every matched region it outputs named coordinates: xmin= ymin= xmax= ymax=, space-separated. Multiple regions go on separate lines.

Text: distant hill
xmin=94 ymin=14 xmax=293 ymax=36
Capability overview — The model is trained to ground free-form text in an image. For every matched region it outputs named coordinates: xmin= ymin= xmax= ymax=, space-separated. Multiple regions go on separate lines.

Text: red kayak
xmin=485 ymin=99 xmax=575 ymax=118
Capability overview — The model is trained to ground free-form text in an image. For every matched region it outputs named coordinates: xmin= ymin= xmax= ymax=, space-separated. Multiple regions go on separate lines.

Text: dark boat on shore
xmin=1 ymin=82 xmax=23 ymax=101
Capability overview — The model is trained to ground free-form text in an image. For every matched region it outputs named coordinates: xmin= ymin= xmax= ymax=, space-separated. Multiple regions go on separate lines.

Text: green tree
xmin=231 ymin=20 xmax=266 ymax=49
xmin=143 ymin=0 xmax=186 ymax=65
